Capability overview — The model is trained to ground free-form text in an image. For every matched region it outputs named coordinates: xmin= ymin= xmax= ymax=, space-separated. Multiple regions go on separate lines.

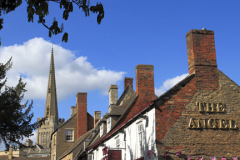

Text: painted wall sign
xmin=188 ymin=102 xmax=238 ymax=129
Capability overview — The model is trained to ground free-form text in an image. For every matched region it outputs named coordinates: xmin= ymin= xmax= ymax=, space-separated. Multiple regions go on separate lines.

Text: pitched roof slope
xmin=58 ymin=128 xmax=94 ymax=160
xmin=88 ymin=74 xmax=196 ymax=150
xmin=51 ymin=113 xmax=77 ymax=139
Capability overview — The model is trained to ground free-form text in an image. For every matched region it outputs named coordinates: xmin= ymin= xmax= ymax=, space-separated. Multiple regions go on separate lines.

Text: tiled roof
xmin=59 ymin=80 xmax=138 ymax=159
xmin=116 ymin=85 xmax=135 ymax=105
xmin=87 ymin=74 xmax=195 ymax=151
xmin=87 ymin=93 xmax=138 ymax=150
xmin=107 ymin=93 xmax=136 ymax=116
xmin=51 ymin=113 xmax=77 ymax=139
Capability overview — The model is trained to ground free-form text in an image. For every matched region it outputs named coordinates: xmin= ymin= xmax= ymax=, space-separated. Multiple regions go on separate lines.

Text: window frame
xmin=65 ymin=129 xmax=74 ymax=142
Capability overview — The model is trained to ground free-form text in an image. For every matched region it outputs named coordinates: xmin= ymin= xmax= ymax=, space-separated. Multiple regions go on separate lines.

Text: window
xmin=115 ymin=136 xmax=120 ymax=148
xmin=100 ymin=124 xmax=104 ymax=137
xmin=107 ymin=117 xmax=111 ymax=133
xmin=138 ymin=123 xmax=144 ymax=157
xmin=65 ymin=129 xmax=74 ymax=141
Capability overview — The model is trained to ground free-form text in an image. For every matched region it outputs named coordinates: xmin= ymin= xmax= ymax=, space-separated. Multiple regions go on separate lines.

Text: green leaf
xmin=69 ymin=2 xmax=73 ymax=12
xmin=49 ymin=30 xmax=52 ymax=38
xmin=62 ymin=32 xmax=68 ymax=43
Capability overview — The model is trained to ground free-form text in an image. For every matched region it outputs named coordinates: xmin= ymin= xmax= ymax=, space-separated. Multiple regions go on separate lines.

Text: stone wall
xmin=155 ymin=71 xmax=240 ymax=159
xmin=56 ymin=115 xmax=77 ymax=159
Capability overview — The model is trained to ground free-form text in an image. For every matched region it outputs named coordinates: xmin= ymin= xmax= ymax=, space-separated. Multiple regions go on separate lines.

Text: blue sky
xmin=1 ymin=0 xmax=240 ymax=150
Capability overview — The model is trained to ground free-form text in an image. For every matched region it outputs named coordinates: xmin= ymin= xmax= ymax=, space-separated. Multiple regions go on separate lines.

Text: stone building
xmin=37 ymin=48 xmax=64 ymax=149
xmin=50 ymin=92 xmax=100 ymax=160
xmin=54 ymin=29 xmax=240 ymax=160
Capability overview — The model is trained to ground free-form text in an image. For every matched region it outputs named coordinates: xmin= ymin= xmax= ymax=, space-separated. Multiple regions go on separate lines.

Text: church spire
xmin=44 ymin=45 xmax=58 ymax=125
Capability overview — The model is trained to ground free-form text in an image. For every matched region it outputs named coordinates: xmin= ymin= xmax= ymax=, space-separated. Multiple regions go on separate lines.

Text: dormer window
xmin=107 ymin=117 xmax=111 ymax=133
xmin=100 ymin=124 xmax=104 ymax=137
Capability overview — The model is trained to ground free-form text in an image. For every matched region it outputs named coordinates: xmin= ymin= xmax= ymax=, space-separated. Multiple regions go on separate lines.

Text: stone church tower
xmin=36 ymin=47 xmax=64 ymax=148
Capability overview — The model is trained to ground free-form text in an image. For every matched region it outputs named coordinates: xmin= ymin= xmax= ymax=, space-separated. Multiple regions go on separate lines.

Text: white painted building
xmin=90 ymin=107 xmax=157 ymax=160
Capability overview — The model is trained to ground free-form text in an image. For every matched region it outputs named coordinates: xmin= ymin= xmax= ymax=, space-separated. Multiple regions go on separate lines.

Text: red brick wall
xmin=155 ymin=71 xmax=240 ymax=159
xmin=186 ymin=29 xmax=219 ymax=91
xmin=155 ymin=77 xmax=196 ymax=157
xmin=120 ymin=65 xmax=155 ymax=121
xmin=76 ymin=92 xmax=87 ymax=139
xmin=135 ymin=64 xmax=155 ymax=106
xmin=124 ymin=77 xmax=133 ymax=90
xmin=87 ymin=112 xmax=94 ymax=131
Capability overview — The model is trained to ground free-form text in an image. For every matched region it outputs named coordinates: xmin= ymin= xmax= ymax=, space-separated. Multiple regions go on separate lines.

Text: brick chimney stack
xmin=135 ymin=65 xmax=155 ymax=104
xmin=94 ymin=111 xmax=101 ymax=127
xmin=124 ymin=77 xmax=133 ymax=90
xmin=186 ymin=29 xmax=219 ymax=91
xmin=108 ymin=85 xmax=118 ymax=113
xmin=76 ymin=92 xmax=87 ymax=139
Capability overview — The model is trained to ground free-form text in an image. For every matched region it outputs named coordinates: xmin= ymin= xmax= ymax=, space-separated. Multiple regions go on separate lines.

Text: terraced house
xmin=50 ymin=29 xmax=240 ymax=160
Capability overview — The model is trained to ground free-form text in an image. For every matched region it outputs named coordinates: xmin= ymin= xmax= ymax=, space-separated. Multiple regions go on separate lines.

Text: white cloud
xmin=21 ymin=131 xmax=37 ymax=145
xmin=155 ymin=73 xmax=189 ymax=96
xmin=0 ymin=38 xmax=125 ymax=100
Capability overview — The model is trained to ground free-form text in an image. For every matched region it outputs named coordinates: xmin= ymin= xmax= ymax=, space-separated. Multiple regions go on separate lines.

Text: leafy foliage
xmin=0 ymin=58 xmax=39 ymax=151
xmin=0 ymin=0 xmax=104 ymax=43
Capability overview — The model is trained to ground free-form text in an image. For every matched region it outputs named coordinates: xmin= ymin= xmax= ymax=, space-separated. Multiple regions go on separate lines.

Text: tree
xmin=0 ymin=0 xmax=104 ymax=43
xmin=0 ymin=58 xmax=39 ymax=151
